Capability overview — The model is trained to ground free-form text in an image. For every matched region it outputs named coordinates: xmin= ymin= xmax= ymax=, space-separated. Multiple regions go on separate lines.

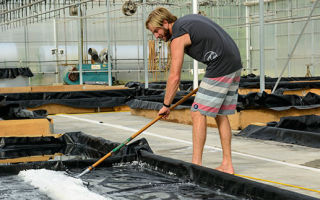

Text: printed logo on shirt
xmin=204 ymin=51 xmax=218 ymax=62
xmin=193 ymin=104 xmax=198 ymax=109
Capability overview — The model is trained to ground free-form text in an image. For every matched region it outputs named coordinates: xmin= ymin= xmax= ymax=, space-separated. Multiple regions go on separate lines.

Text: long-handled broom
xmin=76 ymin=88 xmax=198 ymax=178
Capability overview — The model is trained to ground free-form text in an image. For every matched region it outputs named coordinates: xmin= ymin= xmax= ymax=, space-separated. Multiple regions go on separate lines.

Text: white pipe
xmin=274 ymin=0 xmax=278 ymax=77
xmin=24 ymin=19 xmax=30 ymax=85
xmin=245 ymin=1 xmax=251 ymax=74
xmin=53 ymin=1 xmax=59 ymax=84
xmin=143 ymin=0 xmax=148 ymax=89
xmin=1 ymin=0 xmax=97 ymax=28
xmin=244 ymin=0 xmax=278 ymax=7
xmin=259 ymin=0 xmax=265 ymax=92
xmin=78 ymin=3 xmax=83 ymax=85
xmin=106 ymin=0 xmax=112 ymax=86
xmin=192 ymin=0 xmax=198 ymax=89
xmin=311 ymin=15 xmax=315 ymax=76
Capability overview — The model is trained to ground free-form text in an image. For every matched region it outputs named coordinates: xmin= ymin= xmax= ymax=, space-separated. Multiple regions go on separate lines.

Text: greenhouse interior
xmin=1 ymin=0 xmax=319 ymax=86
xmin=1 ymin=1 xmax=320 ymax=200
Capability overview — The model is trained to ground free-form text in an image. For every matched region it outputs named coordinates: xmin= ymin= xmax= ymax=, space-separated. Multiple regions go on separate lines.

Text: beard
xmin=163 ymin=28 xmax=172 ymax=42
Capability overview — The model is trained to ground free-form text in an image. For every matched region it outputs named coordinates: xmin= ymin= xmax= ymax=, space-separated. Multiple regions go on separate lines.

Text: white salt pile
xmin=18 ymin=169 xmax=110 ymax=200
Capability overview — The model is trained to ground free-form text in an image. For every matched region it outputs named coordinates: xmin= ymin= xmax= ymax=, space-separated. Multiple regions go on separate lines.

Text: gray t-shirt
xmin=171 ymin=14 xmax=242 ymax=78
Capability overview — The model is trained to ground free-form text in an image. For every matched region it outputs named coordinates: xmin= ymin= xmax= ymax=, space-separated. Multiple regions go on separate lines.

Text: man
xmin=145 ymin=7 xmax=242 ymax=174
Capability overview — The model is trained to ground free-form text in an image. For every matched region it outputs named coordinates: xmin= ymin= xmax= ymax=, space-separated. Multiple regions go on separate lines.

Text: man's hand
xmin=158 ymin=106 xmax=170 ymax=119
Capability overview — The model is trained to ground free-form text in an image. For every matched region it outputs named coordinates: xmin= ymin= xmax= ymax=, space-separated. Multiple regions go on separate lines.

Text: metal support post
xmin=259 ymin=0 xmax=265 ymax=93
xmin=143 ymin=0 xmax=148 ymax=88
xmin=106 ymin=0 xmax=112 ymax=86
xmin=245 ymin=0 xmax=251 ymax=74
xmin=192 ymin=0 xmax=198 ymax=89
xmin=53 ymin=1 xmax=59 ymax=84
xmin=272 ymin=0 xmax=319 ymax=93
xmin=78 ymin=1 xmax=83 ymax=85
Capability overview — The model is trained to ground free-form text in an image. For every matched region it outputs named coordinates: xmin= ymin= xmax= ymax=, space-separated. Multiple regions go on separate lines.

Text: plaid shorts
xmin=191 ymin=69 xmax=241 ymax=118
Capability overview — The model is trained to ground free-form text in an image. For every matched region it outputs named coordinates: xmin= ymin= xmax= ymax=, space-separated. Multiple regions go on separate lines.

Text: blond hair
xmin=145 ymin=7 xmax=177 ymax=29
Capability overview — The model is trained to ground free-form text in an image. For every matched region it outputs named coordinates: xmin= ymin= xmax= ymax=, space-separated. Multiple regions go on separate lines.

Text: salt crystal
xmin=19 ymin=169 xmax=110 ymax=200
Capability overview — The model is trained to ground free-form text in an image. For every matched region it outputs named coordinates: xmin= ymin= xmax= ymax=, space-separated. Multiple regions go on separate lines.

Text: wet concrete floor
xmin=50 ymin=111 xmax=320 ymax=199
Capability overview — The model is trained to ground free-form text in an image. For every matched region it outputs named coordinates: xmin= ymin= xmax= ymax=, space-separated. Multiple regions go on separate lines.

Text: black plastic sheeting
xmin=0 ymin=131 xmax=152 ymax=158
xmin=0 ymin=103 xmax=48 ymax=120
xmin=127 ymin=90 xmax=320 ymax=112
xmin=237 ymin=115 xmax=320 ymax=148
xmin=0 ymin=89 xmax=136 ymax=108
xmin=125 ymin=76 xmax=320 ymax=92
xmin=125 ymin=81 xmax=320 ymax=112
xmin=77 ymin=162 xmax=243 ymax=200
xmin=240 ymin=74 xmax=320 ymax=90
xmin=0 ymin=132 xmax=317 ymax=200
xmin=125 ymin=80 xmax=195 ymax=91
xmin=241 ymin=74 xmax=320 ymax=82
xmin=139 ymin=151 xmax=318 ymax=200
xmin=237 ymin=91 xmax=320 ymax=111
xmin=1 ymin=77 xmax=320 ymax=111
xmin=127 ymin=91 xmax=194 ymax=110
xmin=125 ymin=81 xmax=195 ymax=110
xmin=0 ymin=68 xmax=33 ymax=79
xmin=0 ymin=132 xmax=150 ymax=174
xmin=3 ymin=87 xmax=320 ymax=113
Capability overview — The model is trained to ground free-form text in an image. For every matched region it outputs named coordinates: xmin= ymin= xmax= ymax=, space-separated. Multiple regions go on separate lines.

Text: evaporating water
xmin=0 ymin=141 xmax=243 ymax=200
xmin=75 ymin=162 xmax=241 ymax=200
xmin=0 ymin=174 xmax=48 ymax=200
xmin=0 ymin=162 xmax=242 ymax=200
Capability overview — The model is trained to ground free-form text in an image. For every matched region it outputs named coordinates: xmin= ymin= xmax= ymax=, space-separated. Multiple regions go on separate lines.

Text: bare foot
xmin=215 ymin=164 xmax=234 ymax=174
xmin=192 ymin=160 xmax=202 ymax=166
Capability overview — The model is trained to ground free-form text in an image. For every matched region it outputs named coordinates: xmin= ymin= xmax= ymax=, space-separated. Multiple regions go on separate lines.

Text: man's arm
xmin=159 ymin=33 xmax=191 ymax=117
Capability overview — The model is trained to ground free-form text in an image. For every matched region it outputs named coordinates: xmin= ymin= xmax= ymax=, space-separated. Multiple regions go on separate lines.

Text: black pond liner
xmin=0 ymin=132 xmax=317 ymax=200
xmin=237 ymin=115 xmax=320 ymax=148
xmin=1 ymin=78 xmax=320 ymax=112
xmin=0 ymin=88 xmax=137 ymax=109
xmin=0 ymin=68 xmax=33 ymax=79
xmin=237 ymin=91 xmax=320 ymax=111
xmin=0 ymin=103 xmax=48 ymax=120
xmin=126 ymin=90 xmax=320 ymax=113
xmin=239 ymin=76 xmax=320 ymax=90
xmin=125 ymin=76 xmax=320 ymax=91
xmin=126 ymin=90 xmax=194 ymax=111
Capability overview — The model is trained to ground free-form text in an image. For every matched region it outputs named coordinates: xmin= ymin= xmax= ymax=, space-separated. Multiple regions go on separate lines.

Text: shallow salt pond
xmin=0 ymin=163 xmax=241 ymax=200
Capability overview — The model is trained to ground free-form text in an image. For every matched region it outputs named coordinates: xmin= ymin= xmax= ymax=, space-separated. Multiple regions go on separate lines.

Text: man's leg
xmin=215 ymin=115 xmax=234 ymax=174
xmin=191 ymin=111 xmax=207 ymax=165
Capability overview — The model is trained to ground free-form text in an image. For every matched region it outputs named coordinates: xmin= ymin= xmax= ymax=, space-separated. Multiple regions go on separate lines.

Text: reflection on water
xmin=0 ymin=144 xmax=104 ymax=164
xmin=0 ymin=144 xmax=106 ymax=200
xmin=0 ymin=175 xmax=48 ymax=200
xmin=0 ymin=163 xmax=241 ymax=200
xmin=75 ymin=163 xmax=241 ymax=200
